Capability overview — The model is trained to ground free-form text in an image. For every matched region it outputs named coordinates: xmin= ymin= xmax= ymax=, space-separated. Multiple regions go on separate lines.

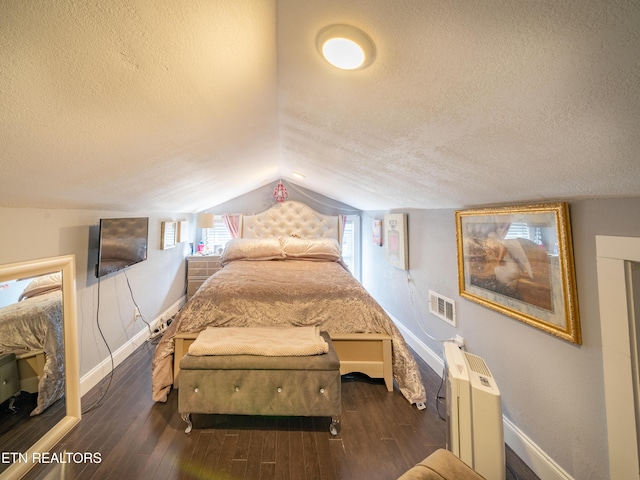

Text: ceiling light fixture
xmin=316 ymin=24 xmax=376 ymax=70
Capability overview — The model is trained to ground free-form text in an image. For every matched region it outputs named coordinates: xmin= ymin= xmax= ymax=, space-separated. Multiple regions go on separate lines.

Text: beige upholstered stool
xmin=397 ymin=449 xmax=486 ymax=480
xmin=179 ymin=332 xmax=341 ymax=435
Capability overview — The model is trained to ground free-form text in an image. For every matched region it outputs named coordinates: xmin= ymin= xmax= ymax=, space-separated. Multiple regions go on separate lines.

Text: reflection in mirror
xmin=0 ymin=255 xmax=80 ymax=480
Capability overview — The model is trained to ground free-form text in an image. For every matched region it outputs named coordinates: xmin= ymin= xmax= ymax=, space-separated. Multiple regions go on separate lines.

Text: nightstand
xmin=185 ymin=255 xmax=222 ymax=300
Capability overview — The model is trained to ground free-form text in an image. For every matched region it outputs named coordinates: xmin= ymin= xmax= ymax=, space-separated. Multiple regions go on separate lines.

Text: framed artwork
xmin=455 ymin=203 xmax=581 ymax=344
xmin=177 ymin=220 xmax=189 ymax=243
xmin=384 ymin=213 xmax=408 ymax=270
xmin=372 ymin=219 xmax=382 ymax=246
xmin=161 ymin=221 xmax=177 ymax=250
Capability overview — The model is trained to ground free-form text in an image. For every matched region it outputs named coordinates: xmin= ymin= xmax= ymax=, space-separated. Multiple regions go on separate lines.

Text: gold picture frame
xmin=161 ymin=221 xmax=177 ymax=250
xmin=455 ymin=203 xmax=581 ymax=344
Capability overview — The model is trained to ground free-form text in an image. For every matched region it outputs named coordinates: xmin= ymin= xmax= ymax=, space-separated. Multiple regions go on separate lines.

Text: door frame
xmin=596 ymin=235 xmax=640 ymax=479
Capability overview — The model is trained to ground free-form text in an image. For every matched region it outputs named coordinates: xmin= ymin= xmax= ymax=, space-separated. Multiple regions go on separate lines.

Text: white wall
xmin=361 ymin=197 xmax=640 ymax=480
xmin=0 ymin=207 xmax=192 ymax=379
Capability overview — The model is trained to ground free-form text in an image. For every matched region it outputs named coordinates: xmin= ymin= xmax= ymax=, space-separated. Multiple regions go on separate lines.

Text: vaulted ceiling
xmin=1 ymin=0 xmax=639 ymax=212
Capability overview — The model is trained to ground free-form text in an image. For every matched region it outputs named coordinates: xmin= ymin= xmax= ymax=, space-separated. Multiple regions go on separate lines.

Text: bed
xmin=151 ymin=201 xmax=427 ymax=407
xmin=0 ymin=273 xmax=65 ymax=416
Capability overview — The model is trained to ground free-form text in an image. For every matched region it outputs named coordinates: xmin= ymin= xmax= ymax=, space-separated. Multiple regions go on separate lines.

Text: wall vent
xmin=428 ymin=290 xmax=456 ymax=327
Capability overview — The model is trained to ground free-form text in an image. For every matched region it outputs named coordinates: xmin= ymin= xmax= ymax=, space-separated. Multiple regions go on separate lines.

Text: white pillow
xmin=280 ymin=237 xmax=342 ymax=262
xmin=19 ymin=272 xmax=62 ymax=301
xmin=221 ymin=238 xmax=284 ymax=265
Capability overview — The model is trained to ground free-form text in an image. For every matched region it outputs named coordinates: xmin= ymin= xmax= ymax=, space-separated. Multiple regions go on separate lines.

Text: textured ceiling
xmin=1 ymin=0 xmax=639 ymax=212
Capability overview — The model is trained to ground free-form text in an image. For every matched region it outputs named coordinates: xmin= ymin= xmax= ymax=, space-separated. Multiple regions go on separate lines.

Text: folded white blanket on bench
xmin=188 ymin=326 xmax=329 ymax=357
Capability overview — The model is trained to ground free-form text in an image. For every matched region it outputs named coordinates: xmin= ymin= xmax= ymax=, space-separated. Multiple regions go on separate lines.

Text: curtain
xmin=223 ymin=213 xmax=241 ymax=238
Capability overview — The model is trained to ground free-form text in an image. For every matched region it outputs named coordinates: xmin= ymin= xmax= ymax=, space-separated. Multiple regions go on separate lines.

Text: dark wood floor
xmin=12 ymin=341 xmax=538 ymax=480
xmin=0 ymin=390 xmax=66 ymax=472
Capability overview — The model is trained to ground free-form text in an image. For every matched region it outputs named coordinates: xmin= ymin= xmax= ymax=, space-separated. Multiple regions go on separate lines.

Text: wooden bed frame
xmin=174 ymin=332 xmax=393 ymax=391
xmin=16 ymin=349 xmax=46 ymax=393
xmin=173 ymin=201 xmax=394 ymax=392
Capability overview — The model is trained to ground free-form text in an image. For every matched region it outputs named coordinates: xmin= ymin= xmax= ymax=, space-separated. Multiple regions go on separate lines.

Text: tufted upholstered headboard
xmin=239 ymin=201 xmax=342 ymax=242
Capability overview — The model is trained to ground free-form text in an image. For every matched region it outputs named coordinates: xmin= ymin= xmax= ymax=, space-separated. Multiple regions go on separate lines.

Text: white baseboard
xmin=502 ymin=417 xmax=573 ymax=480
xmin=391 ymin=317 xmax=574 ymax=480
xmin=79 ymin=297 xmax=185 ymax=397
xmin=393 ymin=320 xmax=446 ymax=375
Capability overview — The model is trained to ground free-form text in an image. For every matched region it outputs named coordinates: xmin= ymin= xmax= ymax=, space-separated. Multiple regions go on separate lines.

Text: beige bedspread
xmin=151 ymin=259 xmax=427 ymax=406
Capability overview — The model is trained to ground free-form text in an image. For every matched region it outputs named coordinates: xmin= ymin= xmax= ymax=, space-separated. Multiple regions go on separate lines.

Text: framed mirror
xmin=0 ymin=255 xmax=81 ymax=480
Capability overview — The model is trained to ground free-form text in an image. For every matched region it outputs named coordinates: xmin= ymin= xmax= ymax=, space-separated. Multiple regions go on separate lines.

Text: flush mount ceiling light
xmin=316 ymin=24 xmax=376 ymax=70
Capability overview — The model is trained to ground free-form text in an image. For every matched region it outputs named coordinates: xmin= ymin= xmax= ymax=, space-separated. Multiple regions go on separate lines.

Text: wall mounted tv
xmin=96 ymin=217 xmax=149 ymax=278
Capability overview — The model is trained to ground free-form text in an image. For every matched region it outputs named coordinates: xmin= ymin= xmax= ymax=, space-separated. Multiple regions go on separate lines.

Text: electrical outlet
xmin=134 ymin=307 xmax=141 ymax=320
xmin=454 ymin=335 xmax=465 ymax=349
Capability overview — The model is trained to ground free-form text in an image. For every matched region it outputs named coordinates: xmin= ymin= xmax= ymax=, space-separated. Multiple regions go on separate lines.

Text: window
xmin=504 ymin=222 xmax=530 ymax=240
xmin=342 ymin=219 xmax=355 ymax=271
xmin=202 ymin=219 xmax=232 ymax=255
xmin=341 ymin=215 xmax=361 ymax=281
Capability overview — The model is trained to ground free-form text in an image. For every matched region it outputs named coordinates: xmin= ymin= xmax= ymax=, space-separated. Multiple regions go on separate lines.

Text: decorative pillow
xmin=19 ymin=272 xmax=62 ymax=301
xmin=280 ymin=237 xmax=342 ymax=262
xmin=221 ymin=238 xmax=284 ymax=265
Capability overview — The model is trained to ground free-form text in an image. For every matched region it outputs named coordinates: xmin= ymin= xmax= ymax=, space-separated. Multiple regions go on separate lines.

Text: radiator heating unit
xmin=444 ymin=341 xmax=505 ymax=479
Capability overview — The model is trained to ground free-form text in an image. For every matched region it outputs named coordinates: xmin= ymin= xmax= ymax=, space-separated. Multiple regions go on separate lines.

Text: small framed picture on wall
xmin=161 ymin=221 xmax=177 ymax=250
xmin=372 ymin=219 xmax=382 ymax=246
xmin=384 ymin=213 xmax=408 ymax=270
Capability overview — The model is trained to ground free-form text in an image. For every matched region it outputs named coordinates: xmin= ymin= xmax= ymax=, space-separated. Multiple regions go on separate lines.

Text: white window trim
xmin=342 ymin=214 xmax=361 ymax=282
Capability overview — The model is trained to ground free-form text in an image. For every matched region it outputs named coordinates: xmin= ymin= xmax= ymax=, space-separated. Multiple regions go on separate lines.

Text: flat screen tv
xmin=96 ymin=217 xmax=149 ymax=278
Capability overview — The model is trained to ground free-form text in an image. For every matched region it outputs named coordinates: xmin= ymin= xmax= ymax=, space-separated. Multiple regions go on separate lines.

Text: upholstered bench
xmin=178 ymin=332 xmax=341 ymax=435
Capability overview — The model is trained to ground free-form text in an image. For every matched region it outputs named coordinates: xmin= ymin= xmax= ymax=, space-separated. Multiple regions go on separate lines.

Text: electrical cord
xmin=406 ymin=270 xmax=453 ymax=421
xmin=507 ymin=462 xmax=520 ymax=480
xmin=406 ymin=271 xmax=452 ymax=344
xmin=406 ymin=272 xmax=461 ymax=423
xmin=82 ymin=276 xmax=114 ymax=414
xmin=435 ymin=361 xmax=447 ymax=421
xmin=406 ymin=273 xmax=521 ymax=478
xmin=124 ymin=270 xmax=152 ymax=335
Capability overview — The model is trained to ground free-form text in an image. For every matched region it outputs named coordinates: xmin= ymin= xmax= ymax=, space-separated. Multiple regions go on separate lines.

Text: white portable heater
xmin=444 ymin=341 xmax=505 ymax=479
